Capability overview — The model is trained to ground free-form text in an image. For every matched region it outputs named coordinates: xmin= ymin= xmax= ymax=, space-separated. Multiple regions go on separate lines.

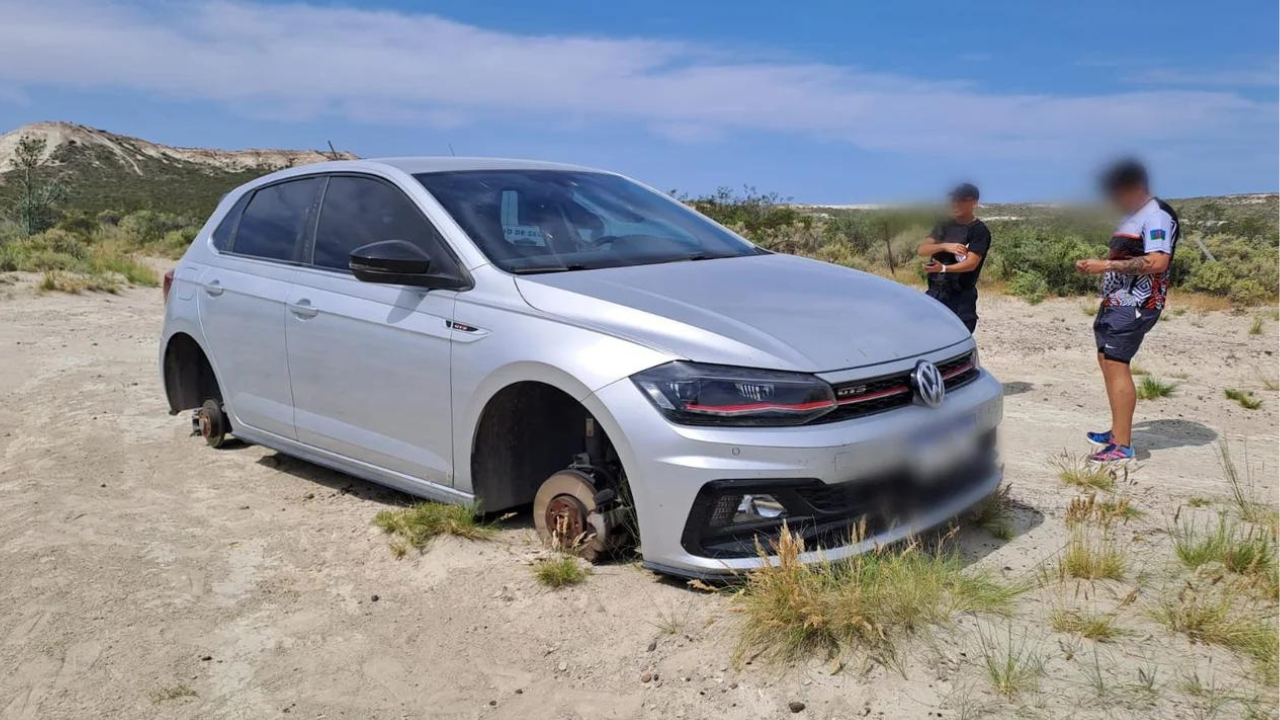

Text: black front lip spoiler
xmin=645 ymin=465 xmax=1003 ymax=581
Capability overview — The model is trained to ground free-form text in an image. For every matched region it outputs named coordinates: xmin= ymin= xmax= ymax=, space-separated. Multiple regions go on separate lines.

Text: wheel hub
xmin=545 ymin=494 xmax=588 ymax=547
xmin=198 ymin=411 xmax=213 ymax=438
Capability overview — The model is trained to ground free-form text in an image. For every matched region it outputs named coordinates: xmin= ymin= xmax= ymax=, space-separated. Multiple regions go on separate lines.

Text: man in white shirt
xmin=1074 ymin=160 xmax=1179 ymax=464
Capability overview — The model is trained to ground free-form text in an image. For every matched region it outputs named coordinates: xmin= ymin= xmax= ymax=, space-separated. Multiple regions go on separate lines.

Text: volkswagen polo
xmin=159 ymin=158 xmax=1002 ymax=578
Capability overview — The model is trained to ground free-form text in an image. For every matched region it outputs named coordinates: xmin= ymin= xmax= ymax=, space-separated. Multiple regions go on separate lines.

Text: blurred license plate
xmin=910 ymin=414 xmax=979 ymax=478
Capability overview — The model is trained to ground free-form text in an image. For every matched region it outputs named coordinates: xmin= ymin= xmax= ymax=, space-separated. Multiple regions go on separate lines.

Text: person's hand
xmin=939 ymin=242 xmax=967 ymax=255
xmin=923 ymin=260 xmax=944 ymax=273
xmin=1075 ymin=259 xmax=1109 ymax=274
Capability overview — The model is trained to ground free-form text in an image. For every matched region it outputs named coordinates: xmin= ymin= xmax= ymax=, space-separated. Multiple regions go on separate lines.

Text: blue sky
xmin=0 ymin=0 xmax=1276 ymax=202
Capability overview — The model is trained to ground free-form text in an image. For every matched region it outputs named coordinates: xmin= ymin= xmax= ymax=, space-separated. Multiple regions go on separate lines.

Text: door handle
xmin=288 ymin=299 xmax=319 ymax=319
xmin=204 ymin=279 xmax=224 ymax=297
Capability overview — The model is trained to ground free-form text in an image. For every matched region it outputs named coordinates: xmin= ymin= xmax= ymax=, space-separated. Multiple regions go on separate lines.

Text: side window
xmin=211 ymin=193 xmax=251 ymax=251
xmin=232 ymin=178 xmax=320 ymax=262
xmin=313 ymin=176 xmax=451 ymax=271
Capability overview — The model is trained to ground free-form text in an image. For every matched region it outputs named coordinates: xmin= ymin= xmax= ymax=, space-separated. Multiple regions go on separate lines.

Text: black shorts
xmin=1094 ymin=306 xmax=1160 ymax=363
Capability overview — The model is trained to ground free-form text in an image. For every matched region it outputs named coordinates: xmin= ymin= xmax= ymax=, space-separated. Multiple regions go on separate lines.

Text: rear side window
xmin=313 ymin=176 xmax=450 ymax=271
xmin=211 ymin=193 xmax=251 ymax=251
xmin=233 ymin=178 xmax=321 ymax=262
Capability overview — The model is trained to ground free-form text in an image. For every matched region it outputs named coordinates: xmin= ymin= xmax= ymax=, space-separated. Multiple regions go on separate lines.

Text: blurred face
xmin=1108 ymin=185 xmax=1148 ymax=214
xmin=949 ymin=197 xmax=977 ymax=219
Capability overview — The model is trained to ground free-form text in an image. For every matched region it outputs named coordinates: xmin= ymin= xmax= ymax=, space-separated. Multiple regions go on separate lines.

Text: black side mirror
xmin=349 ymin=240 xmax=461 ymax=289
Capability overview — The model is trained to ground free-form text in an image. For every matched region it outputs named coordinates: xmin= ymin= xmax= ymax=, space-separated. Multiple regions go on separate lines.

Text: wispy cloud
xmin=1124 ymin=65 xmax=1278 ymax=88
xmin=0 ymin=0 xmax=1272 ymax=160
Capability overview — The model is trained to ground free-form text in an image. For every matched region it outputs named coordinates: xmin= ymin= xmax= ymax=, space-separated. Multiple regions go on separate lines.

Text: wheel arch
xmin=161 ymin=331 xmax=225 ymax=416
xmin=461 ymin=362 xmax=627 ymax=513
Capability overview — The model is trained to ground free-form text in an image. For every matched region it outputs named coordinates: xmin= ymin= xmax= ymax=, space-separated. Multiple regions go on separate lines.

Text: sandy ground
xmin=1 ymin=272 xmax=1277 ymax=720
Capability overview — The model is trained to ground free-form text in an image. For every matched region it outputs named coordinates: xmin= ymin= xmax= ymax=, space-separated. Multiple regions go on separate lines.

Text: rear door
xmin=283 ymin=174 xmax=460 ymax=485
xmin=198 ymin=177 xmax=321 ymax=439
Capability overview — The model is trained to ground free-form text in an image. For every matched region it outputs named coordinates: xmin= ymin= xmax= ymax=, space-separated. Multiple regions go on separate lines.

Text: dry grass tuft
xmin=1219 ymin=440 xmax=1280 ymax=534
xmin=734 ymin=525 xmax=1025 ymax=664
xmin=1050 ymin=608 xmax=1124 ymax=642
xmin=1052 ymin=451 xmax=1118 ymax=491
xmin=978 ymin=625 xmax=1045 ymax=698
xmin=1059 ymin=530 xmax=1127 ymax=581
xmin=1065 ymin=493 xmax=1142 ymax=528
xmin=38 ymin=270 xmax=121 ymax=294
xmin=373 ymin=501 xmax=493 ymax=553
xmin=1174 ymin=514 xmax=1277 ymax=599
xmin=969 ymin=484 xmax=1015 ymax=540
xmin=1150 ymin=585 xmax=1277 ymax=680
xmin=532 ymin=555 xmax=590 ymax=589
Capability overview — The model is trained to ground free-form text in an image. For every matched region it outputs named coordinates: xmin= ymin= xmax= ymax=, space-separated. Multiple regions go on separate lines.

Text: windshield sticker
xmin=502 ymin=225 xmax=546 ymax=246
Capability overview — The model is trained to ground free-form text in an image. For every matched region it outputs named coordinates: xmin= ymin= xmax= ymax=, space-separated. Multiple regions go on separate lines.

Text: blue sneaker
xmin=1086 ymin=429 xmax=1113 ymax=446
xmin=1089 ymin=443 xmax=1135 ymax=465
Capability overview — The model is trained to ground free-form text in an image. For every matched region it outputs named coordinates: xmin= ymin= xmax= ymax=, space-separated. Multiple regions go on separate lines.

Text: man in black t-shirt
xmin=917 ymin=183 xmax=991 ymax=332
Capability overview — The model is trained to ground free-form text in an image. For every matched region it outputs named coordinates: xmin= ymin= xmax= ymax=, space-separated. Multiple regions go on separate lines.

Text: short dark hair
xmin=1102 ymin=159 xmax=1148 ymax=193
xmin=949 ymin=182 xmax=980 ymax=201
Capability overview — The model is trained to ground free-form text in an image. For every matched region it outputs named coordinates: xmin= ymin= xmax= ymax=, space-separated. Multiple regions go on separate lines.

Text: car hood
xmin=514 ymin=253 xmax=971 ymax=372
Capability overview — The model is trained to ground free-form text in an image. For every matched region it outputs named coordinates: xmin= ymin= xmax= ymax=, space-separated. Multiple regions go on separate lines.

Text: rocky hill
xmin=0 ymin=122 xmax=356 ymax=218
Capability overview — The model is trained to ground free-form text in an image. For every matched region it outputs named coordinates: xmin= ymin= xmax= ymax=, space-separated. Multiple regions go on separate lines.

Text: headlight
xmin=631 ymin=361 xmax=836 ymax=426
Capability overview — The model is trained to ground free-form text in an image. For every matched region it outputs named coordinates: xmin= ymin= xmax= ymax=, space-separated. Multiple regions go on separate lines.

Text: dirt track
xmin=1 ymin=273 xmax=1276 ymax=719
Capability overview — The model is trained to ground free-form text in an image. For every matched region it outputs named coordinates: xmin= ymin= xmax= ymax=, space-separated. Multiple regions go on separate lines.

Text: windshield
xmin=415 ymin=170 xmax=761 ymax=273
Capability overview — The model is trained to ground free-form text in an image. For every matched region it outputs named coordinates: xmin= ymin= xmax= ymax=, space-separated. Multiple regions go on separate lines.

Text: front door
xmin=283 ymin=175 xmax=460 ymax=486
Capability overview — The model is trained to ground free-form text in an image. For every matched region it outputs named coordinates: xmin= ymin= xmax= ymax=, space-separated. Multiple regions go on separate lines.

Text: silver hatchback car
xmin=159 ymin=158 xmax=1003 ymax=578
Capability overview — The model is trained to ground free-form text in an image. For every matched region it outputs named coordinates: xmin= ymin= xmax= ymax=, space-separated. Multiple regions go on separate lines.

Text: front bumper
xmin=583 ymin=357 xmax=1004 ymax=578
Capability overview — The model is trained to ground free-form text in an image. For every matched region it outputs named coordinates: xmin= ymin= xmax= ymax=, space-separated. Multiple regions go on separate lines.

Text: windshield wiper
xmin=509 ymin=263 xmax=591 ymax=275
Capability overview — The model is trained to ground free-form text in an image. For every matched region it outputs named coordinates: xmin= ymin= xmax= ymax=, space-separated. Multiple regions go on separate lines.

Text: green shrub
xmin=1008 ymin=270 xmax=1048 ymax=304
xmin=118 ymin=210 xmax=192 ymax=245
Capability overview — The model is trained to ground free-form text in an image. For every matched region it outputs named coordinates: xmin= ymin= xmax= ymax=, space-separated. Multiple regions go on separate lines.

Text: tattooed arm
xmin=1106 ymin=253 xmax=1170 ymax=275
xmin=1075 ymin=253 xmax=1169 ymax=275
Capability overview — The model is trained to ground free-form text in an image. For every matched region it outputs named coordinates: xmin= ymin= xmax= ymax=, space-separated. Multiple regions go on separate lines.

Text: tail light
xmin=162 ymin=269 xmax=175 ymax=303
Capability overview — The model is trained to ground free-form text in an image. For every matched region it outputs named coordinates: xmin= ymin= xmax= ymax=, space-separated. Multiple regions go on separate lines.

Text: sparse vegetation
xmin=977 ymin=625 xmax=1045 ymax=698
xmin=734 ymin=525 xmax=1024 ymax=664
xmin=1248 ymin=316 xmax=1264 ymax=335
xmin=1059 ymin=530 xmax=1127 ymax=580
xmin=1065 ymin=493 xmax=1142 ymax=528
xmin=1218 ymin=440 xmax=1279 ymax=532
xmin=1137 ymin=376 xmax=1177 ymax=400
xmin=532 ymin=555 xmax=590 ymax=588
xmin=372 ymin=501 xmax=493 ymax=553
xmin=969 ymin=483 xmax=1015 ymax=540
xmin=1225 ymin=388 xmax=1263 ymax=409
xmin=1150 ymin=585 xmax=1278 ymax=679
xmin=1050 ymin=608 xmax=1124 ymax=641
xmin=1052 ymin=450 xmax=1118 ymax=491
xmin=1173 ymin=514 xmax=1277 ymax=592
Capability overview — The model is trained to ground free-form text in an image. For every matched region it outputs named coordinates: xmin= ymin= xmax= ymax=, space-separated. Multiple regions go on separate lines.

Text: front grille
xmin=814 ymin=351 xmax=979 ymax=424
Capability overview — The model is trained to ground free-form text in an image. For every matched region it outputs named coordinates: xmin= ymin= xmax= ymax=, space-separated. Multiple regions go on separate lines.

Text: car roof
xmin=364 ymin=156 xmax=602 ymax=174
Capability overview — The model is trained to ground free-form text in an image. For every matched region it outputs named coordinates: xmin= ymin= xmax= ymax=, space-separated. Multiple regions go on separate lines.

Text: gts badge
xmin=447 ymin=320 xmax=480 ymax=333
xmin=836 ymin=385 xmax=868 ymax=398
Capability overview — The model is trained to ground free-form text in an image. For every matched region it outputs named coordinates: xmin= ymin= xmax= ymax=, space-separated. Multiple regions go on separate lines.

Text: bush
xmin=117 ymin=210 xmax=193 ymax=246
xmin=1008 ymin=270 xmax=1049 ymax=304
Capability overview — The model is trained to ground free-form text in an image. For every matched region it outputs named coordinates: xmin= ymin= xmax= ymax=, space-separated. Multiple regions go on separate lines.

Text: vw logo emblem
xmin=912 ymin=360 xmax=946 ymax=408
